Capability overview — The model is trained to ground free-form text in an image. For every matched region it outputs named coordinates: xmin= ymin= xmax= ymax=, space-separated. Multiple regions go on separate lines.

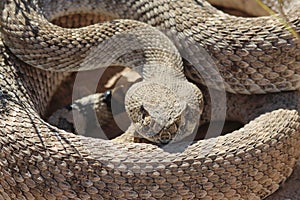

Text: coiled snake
xmin=0 ymin=0 xmax=300 ymax=199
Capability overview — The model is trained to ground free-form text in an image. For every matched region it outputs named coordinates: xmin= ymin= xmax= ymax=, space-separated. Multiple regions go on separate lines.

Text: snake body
xmin=0 ymin=0 xmax=300 ymax=199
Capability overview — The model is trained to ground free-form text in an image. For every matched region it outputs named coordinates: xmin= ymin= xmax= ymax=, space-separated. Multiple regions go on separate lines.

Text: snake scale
xmin=1 ymin=0 xmax=300 ymax=199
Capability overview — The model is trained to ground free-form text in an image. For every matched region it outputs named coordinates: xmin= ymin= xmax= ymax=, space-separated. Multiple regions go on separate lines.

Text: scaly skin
xmin=0 ymin=0 xmax=300 ymax=199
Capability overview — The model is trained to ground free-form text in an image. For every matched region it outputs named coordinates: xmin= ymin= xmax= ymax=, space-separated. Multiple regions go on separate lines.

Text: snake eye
xmin=140 ymin=105 xmax=149 ymax=120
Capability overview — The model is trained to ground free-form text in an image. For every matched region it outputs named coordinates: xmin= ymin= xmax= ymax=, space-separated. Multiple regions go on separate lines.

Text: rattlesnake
xmin=0 ymin=0 xmax=300 ymax=199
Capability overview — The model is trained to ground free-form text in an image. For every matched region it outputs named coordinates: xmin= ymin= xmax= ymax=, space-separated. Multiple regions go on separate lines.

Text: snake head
xmin=125 ymin=81 xmax=203 ymax=144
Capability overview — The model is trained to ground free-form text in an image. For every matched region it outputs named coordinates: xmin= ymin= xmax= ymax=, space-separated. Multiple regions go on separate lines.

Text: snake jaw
xmin=135 ymin=117 xmax=180 ymax=144
xmin=133 ymin=102 xmax=200 ymax=144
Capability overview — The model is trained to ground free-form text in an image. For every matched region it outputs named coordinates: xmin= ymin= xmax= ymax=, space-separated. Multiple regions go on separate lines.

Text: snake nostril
xmin=142 ymin=125 xmax=150 ymax=133
xmin=159 ymin=131 xmax=172 ymax=144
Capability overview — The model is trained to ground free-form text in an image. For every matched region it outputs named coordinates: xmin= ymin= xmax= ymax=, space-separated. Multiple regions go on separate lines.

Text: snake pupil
xmin=103 ymin=90 xmax=112 ymax=108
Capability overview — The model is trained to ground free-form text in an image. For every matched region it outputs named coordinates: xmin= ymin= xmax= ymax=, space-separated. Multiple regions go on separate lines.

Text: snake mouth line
xmin=134 ymin=116 xmax=182 ymax=144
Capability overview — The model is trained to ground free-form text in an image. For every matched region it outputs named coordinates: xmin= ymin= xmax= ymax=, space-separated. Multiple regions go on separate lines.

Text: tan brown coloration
xmin=1 ymin=0 xmax=205 ymax=143
xmin=0 ymin=0 xmax=300 ymax=199
xmin=1 ymin=0 xmax=300 ymax=94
